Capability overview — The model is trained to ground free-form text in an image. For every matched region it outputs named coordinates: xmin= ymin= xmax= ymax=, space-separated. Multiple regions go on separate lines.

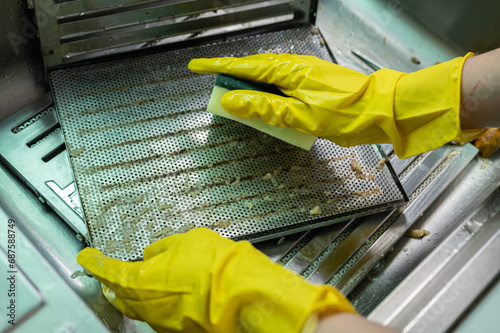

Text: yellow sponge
xmin=207 ymin=75 xmax=316 ymax=150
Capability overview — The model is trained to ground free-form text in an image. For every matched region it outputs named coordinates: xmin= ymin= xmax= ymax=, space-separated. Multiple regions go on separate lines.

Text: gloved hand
xmin=189 ymin=53 xmax=483 ymax=159
xmin=77 ymin=228 xmax=355 ymax=333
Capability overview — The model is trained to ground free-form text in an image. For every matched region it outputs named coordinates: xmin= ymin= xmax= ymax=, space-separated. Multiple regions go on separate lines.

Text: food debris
xmin=263 ymin=173 xmax=273 ymax=180
xmin=311 ymin=27 xmax=319 ymax=34
xmin=152 ymin=227 xmax=174 ymax=239
xmin=245 ymin=201 xmax=256 ymax=209
xmin=264 ymin=196 xmax=273 ymax=202
xmin=278 ymin=184 xmax=285 ymax=189
xmin=178 ymin=223 xmax=196 ymax=233
xmin=146 ymin=223 xmax=154 ymax=232
xmin=126 ymin=194 xmax=144 ymax=204
xmin=75 ymin=234 xmax=84 ymax=241
xmin=122 ymin=232 xmax=132 ymax=244
xmin=190 ymin=181 xmax=204 ymax=197
xmin=125 ymin=245 xmax=137 ymax=253
xmin=474 ymin=128 xmax=500 ymax=158
xmin=290 ymin=166 xmax=302 ymax=171
xmin=120 ymin=214 xmax=128 ymax=221
xmin=232 ymin=176 xmax=241 ymax=186
xmin=376 ymin=157 xmax=387 ymax=170
xmin=71 ymin=269 xmax=93 ymax=279
xmin=309 ymin=206 xmax=322 ymax=215
xmin=353 ymin=187 xmax=382 ymax=199
xmin=214 ymin=220 xmax=231 ymax=228
xmin=69 ymin=146 xmax=85 ymax=157
xmin=350 ymin=159 xmax=366 ymax=179
xmin=332 ymin=178 xmax=345 ymax=186
xmin=450 ymin=137 xmax=465 ymax=146
xmin=320 ymin=37 xmax=325 ymax=47
xmin=158 ymin=202 xmax=173 ymax=211
xmin=278 ymin=236 xmax=286 ymax=245
xmin=403 ymin=248 xmax=408 ymax=252
xmin=408 ymin=229 xmax=430 ymax=239
xmin=411 ymin=56 xmax=421 ymax=65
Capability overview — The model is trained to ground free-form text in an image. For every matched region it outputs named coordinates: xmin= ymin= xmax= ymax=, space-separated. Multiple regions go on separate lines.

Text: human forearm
xmin=315 ymin=312 xmax=400 ymax=333
xmin=461 ymin=48 xmax=500 ymax=129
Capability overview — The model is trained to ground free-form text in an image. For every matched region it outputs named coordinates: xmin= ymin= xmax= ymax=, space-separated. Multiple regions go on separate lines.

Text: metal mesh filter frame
xmin=49 ymin=27 xmax=406 ymax=261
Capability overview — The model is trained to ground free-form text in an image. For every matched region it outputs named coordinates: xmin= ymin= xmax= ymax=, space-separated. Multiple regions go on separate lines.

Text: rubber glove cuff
xmin=392 ymin=52 xmax=484 ymax=158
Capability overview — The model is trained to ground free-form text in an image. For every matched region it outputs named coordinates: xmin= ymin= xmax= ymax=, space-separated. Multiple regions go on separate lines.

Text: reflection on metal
xmin=0 ymin=174 xmax=110 ymax=332
xmin=46 ymin=181 xmax=83 ymax=218
xmin=0 ymin=93 xmax=87 ymax=237
xmin=254 ymin=230 xmax=311 ymax=262
xmin=399 ymin=145 xmax=449 ymax=195
xmin=283 ymin=221 xmax=354 ymax=274
xmin=33 ymin=0 xmax=317 ymax=68
xmin=390 ymin=155 xmax=417 ymax=176
xmin=305 ymin=211 xmax=396 ymax=284
xmin=351 ymin=50 xmax=384 ymax=71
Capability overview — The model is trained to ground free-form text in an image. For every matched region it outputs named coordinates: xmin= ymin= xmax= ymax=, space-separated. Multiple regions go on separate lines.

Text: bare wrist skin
xmin=315 ymin=312 xmax=400 ymax=333
xmin=460 ymin=48 xmax=500 ymax=129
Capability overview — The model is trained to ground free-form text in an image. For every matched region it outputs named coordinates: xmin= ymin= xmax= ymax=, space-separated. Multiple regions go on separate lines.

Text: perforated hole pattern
xmin=50 ymin=27 xmax=406 ymax=261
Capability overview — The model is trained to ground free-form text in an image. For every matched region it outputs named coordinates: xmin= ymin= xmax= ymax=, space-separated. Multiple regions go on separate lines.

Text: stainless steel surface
xmin=399 ymin=0 xmax=500 ymax=53
xmin=0 ymin=0 xmax=49 ymax=122
xmin=333 ymin=144 xmax=478 ymax=295
xmin=351 ymin=50 xmax=384 ymax=71
xmin=0 ymin=160 xmax=155 ymax=332
xmin=49 ymin=27 xmax=406 ymax=261
xmin=254 ymin=229 xmax=310 ymax=262
xmin=316 ymin=0 xmax=464 ymax=74
xmin=0 ymin=94 xmax=87 ymax=238
xmin=283 ymin=220 xmax=354 ymax=274
xmin=34 ymin=0 xmax=317 ymax=69
xmin=369 ymin=185 xmax=500 ymax=333
xmin=350 ymin=149 xmax=500 ymax=317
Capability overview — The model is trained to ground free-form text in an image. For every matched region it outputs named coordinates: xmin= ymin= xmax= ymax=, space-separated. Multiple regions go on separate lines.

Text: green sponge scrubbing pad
xmin=207 ymin=74 xmax=317 ymax=150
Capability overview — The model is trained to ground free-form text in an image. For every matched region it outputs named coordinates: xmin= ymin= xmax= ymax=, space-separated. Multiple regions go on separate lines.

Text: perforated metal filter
xmin=49 ymin=27 xmax=406 ymax=261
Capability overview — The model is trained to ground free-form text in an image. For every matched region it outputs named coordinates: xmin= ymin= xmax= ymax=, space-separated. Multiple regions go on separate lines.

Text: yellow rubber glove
xmin=77 ymin=228 xmax=355 ymax=333
xmin=189 ymin=53 xmax=483 ymax=159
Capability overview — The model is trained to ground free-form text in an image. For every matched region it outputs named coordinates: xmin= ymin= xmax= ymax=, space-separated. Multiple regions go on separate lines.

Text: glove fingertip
xmin=77 ymin=247 xmax=104 ymax=264
xmin=221 ymin=90 xmax=264 ymax=119
xmin=188 ymin=58 xmax=209 ymax=73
